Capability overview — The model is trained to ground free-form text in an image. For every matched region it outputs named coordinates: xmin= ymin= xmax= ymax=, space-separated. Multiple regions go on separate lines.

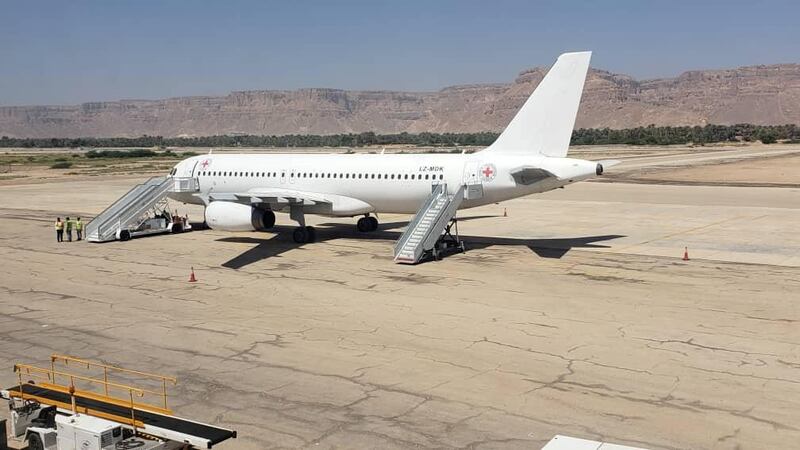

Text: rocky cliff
xmin=1 ymin=64 xmax=799 ymax=138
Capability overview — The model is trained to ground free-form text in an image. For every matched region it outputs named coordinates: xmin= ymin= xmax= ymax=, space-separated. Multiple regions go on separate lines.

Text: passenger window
xmin=391 ymin=174 xmax=395 ymax=179
xmin=440 ymin=174 xmax=444 ymax=180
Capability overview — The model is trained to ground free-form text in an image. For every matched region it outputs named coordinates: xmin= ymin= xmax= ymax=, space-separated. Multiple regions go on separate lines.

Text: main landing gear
xmin=356 ymin=215 xmax=379 ymax=232
xmin=290 ymin=204 xmax=315 ymax=243
xmin=292 ymin=226 xmax=316 ymax=243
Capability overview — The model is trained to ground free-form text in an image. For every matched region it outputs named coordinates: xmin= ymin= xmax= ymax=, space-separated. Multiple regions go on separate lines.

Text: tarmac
xmin=1 ymin=146 xmax=799 ymax=449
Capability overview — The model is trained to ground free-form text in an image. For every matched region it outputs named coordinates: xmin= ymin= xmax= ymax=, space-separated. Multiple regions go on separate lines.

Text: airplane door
xmin=280 ymin=170 xmax=287 ymax=184
xmin=178 ymin=160 xmax=199 ymax=178
xmin=463 ymin=161 xmax=480 ymax=185
xmin=462 ymin=161 xmax=484 ymax=199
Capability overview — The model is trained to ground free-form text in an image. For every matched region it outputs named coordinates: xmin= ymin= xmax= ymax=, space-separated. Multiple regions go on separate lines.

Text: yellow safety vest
xmin=75 ymin=221 xmax=83 ymax=230
xmin=55 ymin=221 xmax=63 ymax=230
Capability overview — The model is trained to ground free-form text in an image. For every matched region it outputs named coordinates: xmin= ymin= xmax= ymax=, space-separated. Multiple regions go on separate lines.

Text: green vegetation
xmin=570 ymin=124 xmax=800 ymax=146
xmin=50 ymin=161 xmax=73 ymax=169
xmin=85 ymin=149 xmax=159 ymax=158
xmin=1 ymin=124 xmax=799 ymax=149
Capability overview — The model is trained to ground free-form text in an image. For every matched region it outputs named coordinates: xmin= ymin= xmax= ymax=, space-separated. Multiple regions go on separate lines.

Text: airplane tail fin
xmin=485 ymin=51 xmax=591 ymax=158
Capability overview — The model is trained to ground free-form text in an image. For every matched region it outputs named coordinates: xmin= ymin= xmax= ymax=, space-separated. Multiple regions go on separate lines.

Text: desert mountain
xmin=1 ymin=64 xmax=799 ymax=138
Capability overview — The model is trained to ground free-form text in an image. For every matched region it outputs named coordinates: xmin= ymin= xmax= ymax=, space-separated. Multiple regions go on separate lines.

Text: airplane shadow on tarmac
xmin=216 ymin=215 xmax=625 ymax=269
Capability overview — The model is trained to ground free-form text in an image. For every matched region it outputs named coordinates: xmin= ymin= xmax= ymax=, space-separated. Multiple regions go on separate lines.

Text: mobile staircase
xmin=85 ymin=177 xmax=197 ymax=242
xmin=394 ymin=183 xmax=466 ymax=264
xmin=2 ymin=354 xmax=236 ymax=449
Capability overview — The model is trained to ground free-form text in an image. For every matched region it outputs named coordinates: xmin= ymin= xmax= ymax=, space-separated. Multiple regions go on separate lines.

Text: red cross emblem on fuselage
xmin=201 ymin=159 xmax=210 ymax=169
xmin=479 ymin=163 xmax=496 ymax=182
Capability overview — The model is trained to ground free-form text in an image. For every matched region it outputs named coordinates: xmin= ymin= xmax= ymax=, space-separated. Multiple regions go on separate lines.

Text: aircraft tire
xmin=119 ymin=230 xmax=131 ymax=241
xmin=368 ymin=216 xmax=379 ymax=231
xmin=356 ymin=217 xmax=370 ymax=232
xmin=305 ymin=226 xmax=316 ymax=243
xmin=293 ymin=227 xmax=308 ymax=243
xmin=262 ymin=210 xmax=276 ymax=229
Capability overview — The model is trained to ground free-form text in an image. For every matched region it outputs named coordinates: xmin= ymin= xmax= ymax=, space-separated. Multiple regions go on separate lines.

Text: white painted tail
xmin=485 ymin=51 xmax=591 ymax=158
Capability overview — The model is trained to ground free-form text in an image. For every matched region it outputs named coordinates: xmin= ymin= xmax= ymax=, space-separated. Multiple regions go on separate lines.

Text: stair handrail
xmin=394 ymin=183 xmax=446 ymax=255
xmin=96 ymin=184 xmax=160 ymax=240
xmin=109 ymin=178 xmax=175 ymax=238
xmin=87 ymin=176 xmax=167 ymax=238
xmin=421 ymin=185 xmax=465 ymax=253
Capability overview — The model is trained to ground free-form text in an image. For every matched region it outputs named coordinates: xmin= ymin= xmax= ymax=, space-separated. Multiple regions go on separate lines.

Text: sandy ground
xmin=632 ymin=154 xmax=800 ymax=185
xmin=603 ymin=144 xmax=800 ymax=186
xmin=1 ymin=148 xmax=799 ymax=449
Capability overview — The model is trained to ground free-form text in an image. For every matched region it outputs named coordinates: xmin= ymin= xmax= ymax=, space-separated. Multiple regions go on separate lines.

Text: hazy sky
xmin=2 ymin=0 xmax=799 ymax=106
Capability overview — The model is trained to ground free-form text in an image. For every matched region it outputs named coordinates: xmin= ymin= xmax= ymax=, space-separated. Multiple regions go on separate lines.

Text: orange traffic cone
xmin=682 ymin=247 xmax=690 ymax=261
xmin=189 ymin=267 xmax=197 ymax=282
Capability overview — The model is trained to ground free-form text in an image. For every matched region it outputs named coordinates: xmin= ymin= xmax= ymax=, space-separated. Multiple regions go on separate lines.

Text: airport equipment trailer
xmin=2 ymin=355 xmax=235 ymax=450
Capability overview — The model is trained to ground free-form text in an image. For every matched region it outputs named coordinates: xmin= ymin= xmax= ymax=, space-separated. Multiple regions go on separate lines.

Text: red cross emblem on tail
xmin=480 ymin=163 xmax=496 ymax=182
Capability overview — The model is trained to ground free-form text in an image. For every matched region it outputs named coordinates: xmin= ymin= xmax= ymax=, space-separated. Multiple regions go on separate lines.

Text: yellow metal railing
xmin=12 ymin=354 xmax=178 ymax=429
xmin=50 ymin=354 xmax=178 ymax=410
xmin=15 ymin=363 xmax=148 ymax=426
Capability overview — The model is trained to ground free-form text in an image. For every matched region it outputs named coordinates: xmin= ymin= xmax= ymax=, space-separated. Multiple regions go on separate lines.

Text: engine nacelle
xmin=204 ymin=201 xmax=274 ymax=231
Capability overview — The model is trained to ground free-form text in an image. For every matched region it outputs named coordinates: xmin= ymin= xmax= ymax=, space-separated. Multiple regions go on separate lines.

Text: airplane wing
xmin=210 ymin=187 xmax=373 ymax=216
xmin=235 ymin=188 xmax=333 ymax=206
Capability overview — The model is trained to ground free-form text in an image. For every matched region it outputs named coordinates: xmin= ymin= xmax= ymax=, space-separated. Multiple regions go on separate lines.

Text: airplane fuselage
xmin=168 ymin=151 xmax=597 ymax=215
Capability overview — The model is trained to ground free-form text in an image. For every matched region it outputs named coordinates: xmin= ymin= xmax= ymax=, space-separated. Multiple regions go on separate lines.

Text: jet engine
xmin=204 ymin=201 xmax=275 ymax=231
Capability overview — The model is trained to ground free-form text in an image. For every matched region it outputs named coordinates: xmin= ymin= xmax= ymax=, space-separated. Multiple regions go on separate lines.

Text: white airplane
xmin=168 ymin=51 xmax=612 ymax=245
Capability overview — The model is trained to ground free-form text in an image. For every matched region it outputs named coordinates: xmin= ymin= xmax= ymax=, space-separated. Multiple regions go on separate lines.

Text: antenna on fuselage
xmin=381 ymin=147 xmax=386 ymax=155
xmin=208 ymin=149 xmax=213 ymax=154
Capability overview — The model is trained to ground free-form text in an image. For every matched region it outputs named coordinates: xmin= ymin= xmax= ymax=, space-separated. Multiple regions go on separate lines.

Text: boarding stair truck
xmin=85 ymin=176 xmax=198 ymax=242
xmin=394 ymin=182 xmax=473 ymax=264
xmin=2 ymin=355 xmax=236 ymax=450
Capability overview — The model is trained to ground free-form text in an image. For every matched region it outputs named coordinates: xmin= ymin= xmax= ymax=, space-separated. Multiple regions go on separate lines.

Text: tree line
xmin=2 ymin=124 xmax=799 ymax=149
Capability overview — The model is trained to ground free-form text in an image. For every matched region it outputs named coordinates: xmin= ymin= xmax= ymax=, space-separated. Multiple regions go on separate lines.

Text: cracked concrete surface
xmin=1 ymin=173 xmax=799 ymax=449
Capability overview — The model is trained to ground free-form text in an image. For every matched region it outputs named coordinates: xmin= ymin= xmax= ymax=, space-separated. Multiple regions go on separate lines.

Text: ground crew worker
xmin=55 ymin=217 xmax=64 ymax=242
xmin=75 ymin=217 xmax=83 ymax=241
xmin=65 ymin=216 xmax=73 ymax=242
